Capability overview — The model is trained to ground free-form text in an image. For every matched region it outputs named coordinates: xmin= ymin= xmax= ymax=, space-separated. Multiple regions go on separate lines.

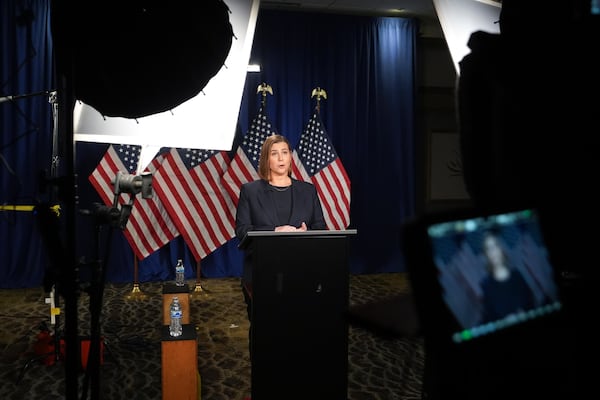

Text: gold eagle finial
xmin=311 ymin=87 xmax=327 ymax=112
xmin=257 ymin=83 xmax=273 ymax=108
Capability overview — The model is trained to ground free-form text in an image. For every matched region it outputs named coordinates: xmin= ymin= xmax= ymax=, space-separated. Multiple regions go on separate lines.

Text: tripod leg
xmin=16 ymin=351 xmax=55 ymax=385
xmin=101 ymin=338 xmax=119 ymax=367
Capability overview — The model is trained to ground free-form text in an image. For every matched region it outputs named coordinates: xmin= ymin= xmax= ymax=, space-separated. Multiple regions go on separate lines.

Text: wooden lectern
xmin=239 ymin=229 xmax=357 ymax=400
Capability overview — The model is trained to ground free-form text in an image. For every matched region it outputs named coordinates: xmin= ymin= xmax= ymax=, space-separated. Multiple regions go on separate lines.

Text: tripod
xmin=16 ymin=284 xmax=64 ymax=385
xmin=78 ymin=203 xmax=122 ymax=400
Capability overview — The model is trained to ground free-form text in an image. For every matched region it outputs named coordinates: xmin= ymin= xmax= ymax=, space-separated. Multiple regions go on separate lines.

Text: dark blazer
xmin=235 ymin=178 xmax=327 ymax=240
xmin=235 ymin=178 xmax=327 ymax=285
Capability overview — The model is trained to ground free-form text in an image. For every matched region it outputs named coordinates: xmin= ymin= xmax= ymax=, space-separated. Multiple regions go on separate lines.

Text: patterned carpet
xmin=0 ymin=273 xmax=424 ymax=400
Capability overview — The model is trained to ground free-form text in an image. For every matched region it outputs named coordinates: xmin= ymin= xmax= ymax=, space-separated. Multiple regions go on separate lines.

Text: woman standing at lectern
xmin=234 ymin=134 xmax=326 ymax=358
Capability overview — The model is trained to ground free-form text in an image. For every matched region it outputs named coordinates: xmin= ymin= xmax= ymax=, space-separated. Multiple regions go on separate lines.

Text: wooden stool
xmin=161 ymin=324 xmax=198 ymax=400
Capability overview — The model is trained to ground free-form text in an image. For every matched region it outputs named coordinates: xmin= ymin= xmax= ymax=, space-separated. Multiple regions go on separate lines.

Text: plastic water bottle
xmin=175 ymin=259 xmax=185 ymax=286
xmin=169 ymin=296 xmax=183 ymax=337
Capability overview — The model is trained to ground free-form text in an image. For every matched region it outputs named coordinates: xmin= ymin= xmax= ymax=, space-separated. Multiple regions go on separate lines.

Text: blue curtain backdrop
xmin=1 ymin=3 xmax=417 ymax=288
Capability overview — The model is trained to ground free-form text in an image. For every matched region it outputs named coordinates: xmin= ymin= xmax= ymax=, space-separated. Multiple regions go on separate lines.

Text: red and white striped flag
xmin=292 ymin=110 xmax=351 ymax=230
xmin=152 ymin=148 xmax=235 ymax=261
xmin=88 ymin=144 xmax=179 ymax=259
xmin=221 ymin=107 xmax=278 ymax=206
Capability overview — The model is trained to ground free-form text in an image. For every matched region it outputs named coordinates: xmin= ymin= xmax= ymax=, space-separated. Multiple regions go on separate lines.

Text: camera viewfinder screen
xmin=426 ymin=208 xmax=562 ymax=343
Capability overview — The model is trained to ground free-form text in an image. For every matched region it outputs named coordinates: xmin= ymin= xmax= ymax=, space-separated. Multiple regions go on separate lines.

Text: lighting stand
xmin=79 ymin=202 xmax=121 ymax=400
xmin=79 ymin=172 xmax=151 ymax=399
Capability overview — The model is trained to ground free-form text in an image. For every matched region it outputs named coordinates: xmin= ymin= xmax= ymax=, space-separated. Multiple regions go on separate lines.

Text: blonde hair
xmin=258 ymin=134 xmax=292 ymax=180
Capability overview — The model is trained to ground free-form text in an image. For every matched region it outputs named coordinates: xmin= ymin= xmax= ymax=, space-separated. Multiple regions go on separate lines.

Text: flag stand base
xmin=125 ymin=284 xmax=148 ymax=301
xmin=190 ymin=283 xmax=209 ymax=300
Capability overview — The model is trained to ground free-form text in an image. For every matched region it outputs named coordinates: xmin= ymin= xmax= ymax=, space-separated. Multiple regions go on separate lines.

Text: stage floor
xmin=0 ymin=273 xmax=424 ymax=400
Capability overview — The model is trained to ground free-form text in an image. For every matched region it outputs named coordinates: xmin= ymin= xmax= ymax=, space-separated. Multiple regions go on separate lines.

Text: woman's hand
xmin=275 ymin=222 xmax=308 ymax=232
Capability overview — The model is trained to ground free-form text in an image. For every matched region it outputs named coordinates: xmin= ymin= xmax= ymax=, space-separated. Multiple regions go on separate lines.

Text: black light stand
xmin=51 ymin=2 xmax=84 ymax=397
xmin=79 ymin=173 xmax=152 ymax=400
xmin=47 ymin=1 xmax=226 ymax=398
xmin=79 ymin=203 xmax=118 ymax=400
xmin=11 ymin=90 xmax=67 ymax=385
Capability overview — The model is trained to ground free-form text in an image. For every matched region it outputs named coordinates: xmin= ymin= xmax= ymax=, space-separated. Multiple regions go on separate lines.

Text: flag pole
xmin=191 ymin=259 xmax=208 ymax=299
xmin=125 ymin=253 xmax=147 ymax=300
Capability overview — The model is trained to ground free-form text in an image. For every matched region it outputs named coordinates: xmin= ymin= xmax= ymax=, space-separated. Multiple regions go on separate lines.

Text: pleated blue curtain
xmin=238 ymin=10 xmax=418 ymax=275
xmin=1 ymin=0 xmax=54 ymax=288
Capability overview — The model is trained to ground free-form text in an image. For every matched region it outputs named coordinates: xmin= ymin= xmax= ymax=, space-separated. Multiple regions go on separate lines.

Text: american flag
xmin=221 ymin=107 xmax=278 ymax=206
xmin=88 ymin=144 xmax=179 ymax=260
xmin=152 ymin=148 xmax=235 ymax=261
xmin=292 ymin=111 xmax=351 ymax=230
